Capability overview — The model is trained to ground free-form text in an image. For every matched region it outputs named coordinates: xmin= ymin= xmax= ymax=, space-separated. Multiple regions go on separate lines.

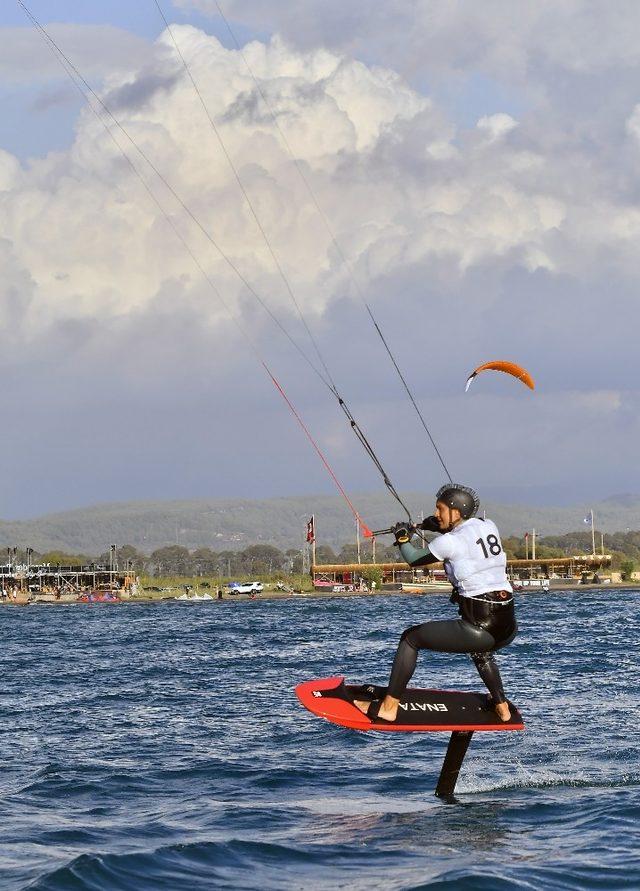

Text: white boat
xmin=175 ymin=592 xmax=214 ymax=601
xmin=512 ymin=579 xmax=550 ymax=592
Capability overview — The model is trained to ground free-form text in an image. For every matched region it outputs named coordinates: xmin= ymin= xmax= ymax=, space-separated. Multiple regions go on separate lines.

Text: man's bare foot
xmin=494 ymin=701 xmax=511 ymax=722
xmin=354 ymin=695 xmax=399 ymax=722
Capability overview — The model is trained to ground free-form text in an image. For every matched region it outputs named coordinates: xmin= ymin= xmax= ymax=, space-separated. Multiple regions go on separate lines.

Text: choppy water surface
xmin=1 ymin=591 xmax=638 ymax=890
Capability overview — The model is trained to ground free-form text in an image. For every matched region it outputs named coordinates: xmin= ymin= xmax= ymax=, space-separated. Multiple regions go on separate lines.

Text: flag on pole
xmin=583 ymin=515 xmax=592 ymax=525
xmin=306 ymin=516 xmax=315 ymax=543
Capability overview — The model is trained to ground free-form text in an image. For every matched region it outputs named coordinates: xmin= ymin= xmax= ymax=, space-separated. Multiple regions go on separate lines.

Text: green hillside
xmin=0 ymin=492 xmax=638 ymax=554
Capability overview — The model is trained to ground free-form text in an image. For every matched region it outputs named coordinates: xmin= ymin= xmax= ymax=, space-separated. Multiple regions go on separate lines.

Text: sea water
xmin=0 ymin=591 xmax=638 ymax=890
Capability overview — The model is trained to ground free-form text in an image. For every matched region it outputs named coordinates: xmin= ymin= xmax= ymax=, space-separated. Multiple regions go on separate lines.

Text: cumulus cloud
xmin=2 ymin=12 xmax=640 ymax=515
xmin=31 ymin=34 xmax=584 ymax=322
xmin=0 ymin=27 xmax=442 ymax=334
xmin=3 ymin=21 xmax=634 ymax=336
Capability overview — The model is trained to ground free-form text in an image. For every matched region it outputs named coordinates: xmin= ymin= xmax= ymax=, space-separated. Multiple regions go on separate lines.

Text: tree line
xmin=3 ymin=528 xmax=637 ymax=576
xmin=2 ymin=541 xmax=400 ymax=576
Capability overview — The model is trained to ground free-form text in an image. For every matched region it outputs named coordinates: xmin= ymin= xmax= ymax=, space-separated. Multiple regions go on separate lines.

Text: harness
xmin=470 ymin=590 xmax=514 ymax=605
xmin=458 ymin=591 xmax=516 ymax=644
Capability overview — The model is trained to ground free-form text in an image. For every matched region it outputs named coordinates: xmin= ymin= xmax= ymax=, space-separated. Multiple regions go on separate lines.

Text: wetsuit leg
xmin=387 ymin=619 xmax=495 ymax=699
xmin=470 ymin=652 xmax=506 ymax=704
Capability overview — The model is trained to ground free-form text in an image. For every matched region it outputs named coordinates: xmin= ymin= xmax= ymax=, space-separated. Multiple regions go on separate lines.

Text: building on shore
xmin=312 ymin=554 xmax=612 ymax=591
xmin=0 ymin=561 xmax=136 ymax=603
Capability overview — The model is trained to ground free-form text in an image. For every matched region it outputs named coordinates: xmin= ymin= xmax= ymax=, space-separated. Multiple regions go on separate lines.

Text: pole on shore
xmin=312 ymin=521 xmax=316 ymax=570
xmin=591 ymin=509 xmax=596 ymax=557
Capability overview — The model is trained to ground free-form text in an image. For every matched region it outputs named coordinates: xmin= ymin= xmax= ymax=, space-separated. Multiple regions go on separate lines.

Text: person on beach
xmin=355 ymin=483 xmax=517 ymax=723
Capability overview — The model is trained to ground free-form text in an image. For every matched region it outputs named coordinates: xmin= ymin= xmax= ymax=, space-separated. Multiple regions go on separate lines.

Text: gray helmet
xmin=435 ymin=483 xmax=480 ymax=519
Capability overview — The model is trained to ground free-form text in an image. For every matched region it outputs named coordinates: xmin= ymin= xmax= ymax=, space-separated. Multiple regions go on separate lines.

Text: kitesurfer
xmin=355 ymin=484 xmax=517 ymax=723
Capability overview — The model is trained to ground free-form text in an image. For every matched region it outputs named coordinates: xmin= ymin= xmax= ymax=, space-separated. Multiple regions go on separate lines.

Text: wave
xmin=27 ymin=839 xmax=356 ymax=891
xmin=459 ymin=771 xmax=640 ymax=795
xmin=27 ymin=838 xmax=639 ymax=891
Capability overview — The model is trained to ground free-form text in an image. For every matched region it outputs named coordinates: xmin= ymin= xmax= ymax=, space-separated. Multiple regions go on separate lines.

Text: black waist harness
xmin=459 ymin=591 xmax=516 ymax=646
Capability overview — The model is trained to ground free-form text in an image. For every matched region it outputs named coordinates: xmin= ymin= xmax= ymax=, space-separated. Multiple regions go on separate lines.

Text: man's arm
xmin=390 ymin=523 xmax=440 ymax=567
xmin=398 ymin=538 xmax=439 ymax=567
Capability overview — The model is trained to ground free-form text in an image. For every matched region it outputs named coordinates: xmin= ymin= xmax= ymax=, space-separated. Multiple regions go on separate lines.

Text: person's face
xmin=435 ymin=500 xmax=461 ymax=530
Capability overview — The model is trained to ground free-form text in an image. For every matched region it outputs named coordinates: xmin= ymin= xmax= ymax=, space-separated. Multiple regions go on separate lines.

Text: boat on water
xmin=313 ymin=576 xmax=373 ymax=593
xmin=511 ymin=579 xmax=550 ymax=593
xmin=175 ymin=592 xmax=214 ymax=602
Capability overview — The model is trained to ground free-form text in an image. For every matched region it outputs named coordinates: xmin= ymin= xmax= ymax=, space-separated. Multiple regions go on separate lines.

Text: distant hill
xmin=1 ymin=492 xmax=639 ymax=555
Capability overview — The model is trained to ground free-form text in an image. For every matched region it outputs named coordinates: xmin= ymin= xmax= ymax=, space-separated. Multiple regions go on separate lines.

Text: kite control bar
xmin=370 ymin=524 xmax=416 ymax=537
xmin=371 ymin=518 xmax=438 ymax=538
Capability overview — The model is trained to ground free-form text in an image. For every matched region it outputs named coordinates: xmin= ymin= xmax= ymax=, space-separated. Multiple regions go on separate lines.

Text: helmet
xmin=435 ymin=483 xmax=480 ymax=520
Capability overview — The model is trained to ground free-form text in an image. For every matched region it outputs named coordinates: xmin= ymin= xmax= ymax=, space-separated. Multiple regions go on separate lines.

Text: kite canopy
xmin=465 ymin=360 xmax=535 ymax=392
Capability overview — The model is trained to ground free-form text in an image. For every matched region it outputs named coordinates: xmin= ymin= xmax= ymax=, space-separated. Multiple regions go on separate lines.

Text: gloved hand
xmin=418 ymin=515 xmax=441 ymax=533
xmin=391 ymin=521 xmax=414 ymax=545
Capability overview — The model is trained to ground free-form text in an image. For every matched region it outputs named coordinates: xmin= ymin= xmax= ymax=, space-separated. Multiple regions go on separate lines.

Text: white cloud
xmin=3 ymin=15 xmax=640 ymax=511
xmin=477 ymin=113 xmax=517 ymax=142
xmin=2 ymin=21 xmax=638 ymax=343
xmin=0 ymin=27 xmax=451 ymax=336
xmin=0 ymin=25 xmax=583 ymax=337
xmin=0 ymin=150 xmax=23 ymax=191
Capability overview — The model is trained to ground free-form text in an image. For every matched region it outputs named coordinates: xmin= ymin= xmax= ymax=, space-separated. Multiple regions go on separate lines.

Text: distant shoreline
xmin=3 ymin=581 xmax=637 ymax=607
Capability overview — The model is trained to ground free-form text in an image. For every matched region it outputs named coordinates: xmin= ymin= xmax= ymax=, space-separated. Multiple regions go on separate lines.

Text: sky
xmin=1 ymin=1 xmax=640 ymax=519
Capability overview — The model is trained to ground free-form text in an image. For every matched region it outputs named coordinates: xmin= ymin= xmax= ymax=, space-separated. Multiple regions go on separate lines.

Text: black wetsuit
xmin=387 ymin=590 xmax=516 ymax=702
xmin=390 ymin=531 xmax=517 ymax=704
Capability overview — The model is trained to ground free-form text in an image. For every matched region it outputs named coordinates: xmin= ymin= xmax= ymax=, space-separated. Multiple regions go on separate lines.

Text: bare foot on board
xmin=353 ymin=696 xmax=399 ymax=722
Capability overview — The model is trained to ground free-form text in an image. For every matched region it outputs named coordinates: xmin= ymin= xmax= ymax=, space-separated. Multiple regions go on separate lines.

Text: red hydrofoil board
xmin=295 ymin=676 xmax=525 ymax=732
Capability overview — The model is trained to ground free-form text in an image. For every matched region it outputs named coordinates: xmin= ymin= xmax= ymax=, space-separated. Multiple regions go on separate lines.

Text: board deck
xmin=295 ymin=676 xmax=525 ymax=732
